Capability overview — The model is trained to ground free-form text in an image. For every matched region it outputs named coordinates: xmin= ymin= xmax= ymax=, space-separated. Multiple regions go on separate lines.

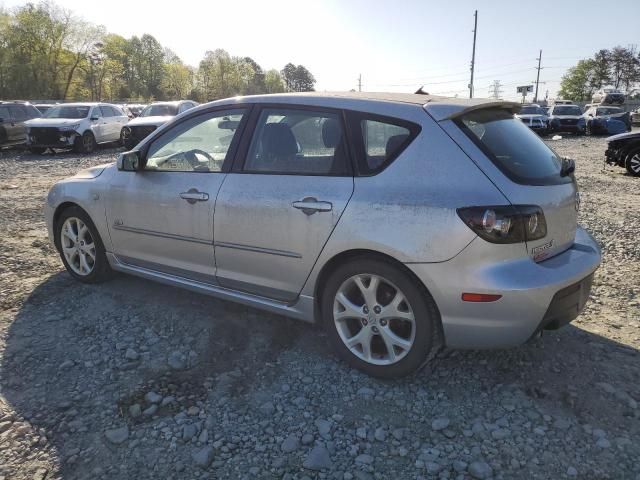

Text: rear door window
xmin=243 ymin=108 xmax=350 ymax=176
xmin=458 ymin=108 xmax=570 ymax=185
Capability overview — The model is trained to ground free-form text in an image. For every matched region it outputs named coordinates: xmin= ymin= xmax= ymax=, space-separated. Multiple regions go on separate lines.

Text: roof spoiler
xmin=424 ymin=100 xmax=521 ymax=122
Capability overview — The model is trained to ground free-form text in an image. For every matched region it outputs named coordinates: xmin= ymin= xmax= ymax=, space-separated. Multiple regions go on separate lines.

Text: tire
xmin=119 ymin=128 xmax=127 ymax=147
xmin=625 ymin=147 xmax=640 ymax=176
xmin=55 ymin=206 xmax=113 ymax=283
xmin=321 ymin=257 xmax=439 ymax=378
xmin=29 ymin=147 xmax=46 ymax=154
xmin=74 ymin=131 xmax=97 ymax=154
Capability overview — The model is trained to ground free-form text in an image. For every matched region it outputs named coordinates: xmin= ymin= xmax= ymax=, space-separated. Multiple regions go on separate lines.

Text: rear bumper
xmin=407 ymin=226 xmax=601 ymax=349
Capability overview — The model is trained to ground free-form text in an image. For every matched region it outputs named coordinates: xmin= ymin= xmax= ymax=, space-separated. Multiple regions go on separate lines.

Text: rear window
xmin=458 ymin=109 xmax=571 ymax=186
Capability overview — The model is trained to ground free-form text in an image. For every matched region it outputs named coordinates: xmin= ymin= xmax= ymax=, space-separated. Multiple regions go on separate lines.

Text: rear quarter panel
xmin=301 ymin=107 xmax=509 ymax=297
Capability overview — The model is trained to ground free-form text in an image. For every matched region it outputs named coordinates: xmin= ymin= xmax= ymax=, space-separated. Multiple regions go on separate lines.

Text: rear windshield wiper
xmin=560 ymin=157 xmax=575 ymax=177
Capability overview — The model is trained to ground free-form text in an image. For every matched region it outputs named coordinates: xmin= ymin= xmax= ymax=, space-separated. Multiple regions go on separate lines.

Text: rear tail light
xmin=457 ymin=205 xmax=547 ymax=244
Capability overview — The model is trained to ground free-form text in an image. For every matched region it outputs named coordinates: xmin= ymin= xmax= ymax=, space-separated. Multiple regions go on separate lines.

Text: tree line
xmin=559 ymin=46 xmax=640 ymax=101
xmin=0 ymin=1 xmax=316 ymax=102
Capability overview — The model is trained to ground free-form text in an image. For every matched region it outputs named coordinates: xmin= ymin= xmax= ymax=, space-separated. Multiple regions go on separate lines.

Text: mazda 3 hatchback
xmin=45 ymin=92 xmax=601 ymax=377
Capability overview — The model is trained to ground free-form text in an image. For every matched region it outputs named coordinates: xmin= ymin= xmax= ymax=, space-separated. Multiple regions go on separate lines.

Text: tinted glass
xmin=100 ymin=106 xmax=114 ymax=117
xmin=361 ymin=119 xmax=411 ymax=171
xmin=520 ymin=106 xmax=545 ymax=115
xmin=45 ymin=106 xmax=91 ymax=119
xmin=0 ymin=106 xmax=10 ymax=121
xmin=553 ymin=106 xmax=582 ymax=116
xmin=145 ymin=109 xmax=245 ymax=172
xmin=244 ymin=109 xmax=348 ymax=175
xmin=10 ymin=105 xmax=28 ymax=121
xmin=140 ymin=104 xmax=178 ymax=117
xmin=597 ymin=107 xmax=622 ymax=116
xmin=110 ymin=106 xmax=124 ymax=116
xmin=459 ymin=109 xmax=569 ymax=185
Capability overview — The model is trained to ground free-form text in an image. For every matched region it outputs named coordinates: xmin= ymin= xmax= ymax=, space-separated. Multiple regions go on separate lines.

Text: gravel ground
xmin=0 ymin=136 xmax=638 ymax=480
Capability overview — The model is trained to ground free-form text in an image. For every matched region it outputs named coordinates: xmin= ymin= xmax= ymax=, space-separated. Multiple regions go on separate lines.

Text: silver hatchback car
xmin=45 ymin=92 xmax=601 ymax=377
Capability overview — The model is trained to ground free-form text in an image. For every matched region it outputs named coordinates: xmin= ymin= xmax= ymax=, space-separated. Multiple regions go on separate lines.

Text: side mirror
xmin=118 ymin=151 xmax=142 ymax=171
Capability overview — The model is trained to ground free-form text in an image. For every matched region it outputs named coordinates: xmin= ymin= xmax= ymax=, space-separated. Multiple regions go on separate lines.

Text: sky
xmin=3 ymin=0 xmax=640 ymax=101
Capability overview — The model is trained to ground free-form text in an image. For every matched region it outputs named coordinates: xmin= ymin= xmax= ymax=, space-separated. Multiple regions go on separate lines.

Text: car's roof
xmin=149 ymin=101 xmax=188 ymax=106
xmin=207 ymin=92 xmax=521 ymax=122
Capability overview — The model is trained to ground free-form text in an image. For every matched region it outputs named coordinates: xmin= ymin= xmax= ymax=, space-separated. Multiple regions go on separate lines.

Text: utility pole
xmin=488 ymin=80 xmax=503 ymax=100
xmin=534 ymin=49 xmax=542 ymax=103
xmin=469 ymin=10 xmax=478 ymax=98
xmin=357 ymin=74 xmax=362 ymax=92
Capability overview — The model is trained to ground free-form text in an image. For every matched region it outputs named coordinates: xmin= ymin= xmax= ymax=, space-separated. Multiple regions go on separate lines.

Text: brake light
xmin=457 ymin=205 xmax=547 ymax=244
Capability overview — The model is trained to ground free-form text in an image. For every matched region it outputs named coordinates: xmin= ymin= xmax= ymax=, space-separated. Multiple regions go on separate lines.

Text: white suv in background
xmin=121 ymin=100 xmax=198 ymax=150
xmin=25 ymin=103 xmax=128 ymax=154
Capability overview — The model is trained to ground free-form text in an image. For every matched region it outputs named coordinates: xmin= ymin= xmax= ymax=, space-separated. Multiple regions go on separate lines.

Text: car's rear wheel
xmin=625 ymin=148 xmax=640 ymax=176
xmin=56 ymin=206 xmax=113 ymax=283
xmin=74 ymin=131 xmax=97 ymax=154
xmin=321 ymin=257 xmax=439 ymax=378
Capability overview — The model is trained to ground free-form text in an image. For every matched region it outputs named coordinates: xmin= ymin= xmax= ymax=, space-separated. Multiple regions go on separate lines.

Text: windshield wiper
xmin=560 ymin=157 xmax=575 ymax=177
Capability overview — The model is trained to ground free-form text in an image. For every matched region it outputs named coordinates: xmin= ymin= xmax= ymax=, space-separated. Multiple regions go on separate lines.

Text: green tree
xmin=281 ymin=63 xmax=315 ymax=92
xmin=264 ymin=69 xmax=285 ymax=93
xmin=559 ymin=59 xmax=596 ymax=101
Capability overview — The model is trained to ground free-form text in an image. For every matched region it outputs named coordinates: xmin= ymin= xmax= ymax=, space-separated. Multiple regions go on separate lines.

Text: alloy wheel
xmin=60 ymin=217 xmax=96 ymax=276
xmin=333 ymin=274 xmax=415 ymax=365
xmin=629 ymin=153 xmax=640 ymax=175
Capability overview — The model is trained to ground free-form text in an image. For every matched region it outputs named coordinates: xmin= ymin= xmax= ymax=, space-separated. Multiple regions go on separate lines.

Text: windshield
xmin=140 ymin=104 xmax=178 ymax=117
xmin=553 ymin=106 xmax=582 ymax=116
xmin=458 ymin=109 xmax=569 ymax=185
xmin=519 ymin=106 xmax=545 ymax=115
xmin=597 ymin=107 xmax=622 ymax=116
xmin=44 ymin=105 xmax=90 ymax=119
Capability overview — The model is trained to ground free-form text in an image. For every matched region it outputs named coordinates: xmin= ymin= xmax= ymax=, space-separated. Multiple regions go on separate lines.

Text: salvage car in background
xmin=547 ymin=104 xmax=586 ymax=135
xmin=515 ymin=104 xmax=549 ymax=135
xmin=44 ymin=92 xmax=601 ymax=377
xmin=121 ymin=100 xmax=197 ymax=150
xmin=591 ymin=88 xmax=625 ymax=105
xmin=0 ymin=101 xmax=42 ymax=147
xmin=583 ymin=105 xmax=631 ymax=135
xmin=605 ymin=130 xmax=640 ymax=176
xmin=630 ymin=107 xmax=640 ymax=126
xmin=25 ymin=103 xmax=128 ymax=154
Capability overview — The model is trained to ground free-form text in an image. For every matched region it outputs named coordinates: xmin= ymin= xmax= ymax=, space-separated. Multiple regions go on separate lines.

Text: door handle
xmin=180 ymin=190 xmax=209 ymax=204
xmin=292 ymin=197 xmax=332 ymax=215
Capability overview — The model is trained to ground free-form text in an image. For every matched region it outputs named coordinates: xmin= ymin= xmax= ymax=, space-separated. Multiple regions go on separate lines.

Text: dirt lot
xmin=0 ymin=135 xmax=638 ymax=480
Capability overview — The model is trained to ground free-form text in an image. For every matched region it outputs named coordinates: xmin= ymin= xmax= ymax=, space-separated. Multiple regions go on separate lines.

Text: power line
xmin=488 ymin=80 xmax=503 ymax=99
xmin=469 ymin=10 xmax=478 ymax=98
xmin=534 ymin=50 xmax=542 ymax=103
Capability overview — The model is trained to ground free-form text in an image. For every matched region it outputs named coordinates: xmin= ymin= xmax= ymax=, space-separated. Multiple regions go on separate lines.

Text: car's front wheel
xmin=56 ymin=206 xmax=113 ymax=283
xmin=74 ymin=131 xmax=97 ymax=154
xmin=321 ymin=257 xmax=439 ymax=378
xmin=625 ymin=147 xmax=640 ymax=176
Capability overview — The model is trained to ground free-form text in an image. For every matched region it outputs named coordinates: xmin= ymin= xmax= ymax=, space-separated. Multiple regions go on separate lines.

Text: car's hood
xmin=127 ymin=116 xmax=173 ymax=127
xmin=607 ymin=131 xmax=640 ymax=143
xmin=25 ymin=118 xmax=85 ymax=128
